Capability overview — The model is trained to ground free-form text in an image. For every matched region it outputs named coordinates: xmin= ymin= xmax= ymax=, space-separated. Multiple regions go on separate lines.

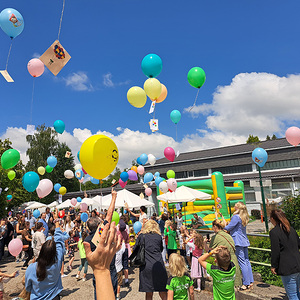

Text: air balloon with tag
xmin=144 ymin=78 xmax=162 ymax=100
xmin=170 ymin=110 xmax=181 ymax=124
xmin=59 ymin=186 xmax=67 ymax=195
xmin=252 ymin=148 xmax=268 ymax=168
xmin=187 ymin=67 xmax=206 ymax=89
xmin=8 ymin=238 xmax=23 ymax=257
xmin=54 ymin=183 xmax=61 ymax=193
xmin=152 ymin=84 xmax=167 ymax=103
xmin=0 ymin=8 xmax=24 ymax=39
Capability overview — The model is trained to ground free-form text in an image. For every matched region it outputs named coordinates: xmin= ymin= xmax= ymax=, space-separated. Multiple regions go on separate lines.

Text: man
xmin=45 ymin=207 xmax=53 ymax=223
xmin=192 ymin=213 xmax=205 ymax=229
xmin=68 ymin=206 xmax=75 ymax=221
xmin=0 ymin=220 xmax=7 ymax=260
xmin=38 ymin=213 xmax=48 ymax=237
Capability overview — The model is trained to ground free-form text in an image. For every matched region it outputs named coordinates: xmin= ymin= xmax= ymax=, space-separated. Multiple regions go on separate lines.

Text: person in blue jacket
xmin=25 ymin=210 xmax=64 ymax=300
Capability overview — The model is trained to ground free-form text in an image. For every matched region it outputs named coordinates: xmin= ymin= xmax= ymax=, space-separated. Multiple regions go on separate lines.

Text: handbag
xmin=129 ymin=234 xmax=145 ymax=267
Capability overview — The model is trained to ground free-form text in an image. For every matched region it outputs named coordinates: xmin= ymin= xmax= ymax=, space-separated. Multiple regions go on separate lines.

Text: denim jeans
xmin=281 ymin=272 xmax=300 ymax=300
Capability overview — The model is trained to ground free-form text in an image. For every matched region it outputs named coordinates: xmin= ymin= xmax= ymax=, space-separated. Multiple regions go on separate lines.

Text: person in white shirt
xmin=64 ymin=216 xmax=75 ymax=234
xmin=115 ymin=242 xmax=126 ymax=300
xmin=125 ymin=205 xmax=148 ymax=225
xmin=32 ymin=222 xmax=46 ymax=260
xmin=176 ymin=212 xmax=183 ymax=229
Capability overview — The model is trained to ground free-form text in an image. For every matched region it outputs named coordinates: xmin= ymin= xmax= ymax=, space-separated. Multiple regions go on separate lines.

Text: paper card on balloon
xmin=143 ymin=184 xmax=148 ymax=189
xmin=111 ymin=179 xmax=116 ymax=185
xmin=26 ymin=125 xmax=35 ymax=136
xmin=65 ymin=151 xmax=71 ymax=158
xmin=39 ymin=40 xmax=71 ymax=76
xmin=149 ymin=101 xmax=156 ymax=114
xmin=58 ymin=194 xmax=62 ymax=204
xmin=140 ymin=193 xmax=144 ymax=199
xmin=4 ymin=187 xmax=8 ymax=192
xmin=176 ymin=150 xmax=180 ymax=158
xmin=0 ymin=70 xmax=14 ymax=82
xmin=149 ymin=119 xmax=159 ymax=132
xmin=175 ymin=203 xmax=181 ymax=211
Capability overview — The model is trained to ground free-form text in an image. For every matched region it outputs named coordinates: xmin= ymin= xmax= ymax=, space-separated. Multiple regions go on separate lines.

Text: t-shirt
xmin=115 ymin=243 xmax=126 ymax=273
xmin=32 ymin=231 xmax=46 ymax=257
xmin=166 ymin=274 xmax=193 ymax=300
xmin=206 ymin=262 xmax=236 ymax=300
xmin=139 ymin=213 xmax=148 ymax=223
xmin=78 ymin=239 xmax=86 ymax=259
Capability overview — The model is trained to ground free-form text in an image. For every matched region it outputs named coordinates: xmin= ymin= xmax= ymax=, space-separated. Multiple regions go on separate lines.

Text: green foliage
xmin=246 ymin=134 xmax=261 ymax=144
xmin=271 ymin=134 xmax=277 ymax=140
xmin=280 ymin=194 xmax=300 ymax=230
xmin=266 ymin=135 xmax=271 ymax=141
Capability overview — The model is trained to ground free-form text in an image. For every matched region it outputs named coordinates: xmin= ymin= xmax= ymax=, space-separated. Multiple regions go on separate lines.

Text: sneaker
xmin=82 ymin=278 xmax=86 ymax=282
xmin=76 ymin=274 xmax=80 ymax=279
xmin=61 ymin=274 xmax=68 ymax=278
xmin=194 ymin=288 xmax=201 ymax=293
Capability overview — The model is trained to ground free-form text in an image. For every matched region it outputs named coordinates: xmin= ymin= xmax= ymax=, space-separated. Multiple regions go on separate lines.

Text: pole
xmin=258 ymin=166 xmax=269 ymax=232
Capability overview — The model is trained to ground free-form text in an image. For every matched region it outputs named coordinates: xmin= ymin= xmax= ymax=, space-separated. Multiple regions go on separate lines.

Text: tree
xmin=266 ymin=135 xmax=271 ymax=141
xmin=271 ymin=134 xmax=277 ymax=140
xmin=280 ymin=195 xmax=300 ymax=230
xmin=246 ymin=135 xmax=261 ymax=144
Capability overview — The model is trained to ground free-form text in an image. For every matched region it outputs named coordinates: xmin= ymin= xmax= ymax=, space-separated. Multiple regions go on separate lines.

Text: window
xmin=175 ymin=171 xmax=186 ymax=179
xmin=263 ymin=159 xmax=300 ymax=170
xmin=194 ymin=169 xmax=209 ymax=177
xmin=211 ymin=164 xmax=253 ymax=175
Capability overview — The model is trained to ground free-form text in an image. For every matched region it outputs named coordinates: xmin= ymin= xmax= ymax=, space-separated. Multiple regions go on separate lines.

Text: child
xmin=166 ymin=253 xmax=194 ymax=300
xmin=0 ymin=270 xmax=18 ymax=300
xmin=129 ymin=234 xmax=135 ymax=252
xmin=185 ymin=229 xmax=195 ymax=268
xmin=115 ymin=242 xmax=126 ymax=300
xmin=32 ymin=222 xmax=45 ymax=261
xmin=67 ymin=230 xmax=76 ymax=272
xmin=198 ymin=246 xmax=236 ymax=300
xmin=76 ymin=231 xmax=88 ymax=281
xmin=165 ymin=223 xmax=177 ymax=258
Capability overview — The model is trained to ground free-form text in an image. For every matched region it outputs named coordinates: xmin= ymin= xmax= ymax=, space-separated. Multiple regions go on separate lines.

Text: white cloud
xmin=102 ymin=72 xmax=130 ymax=88
xmin=32 ymin=52 xmax=41 ymax=58
xmin=64 ymin=72 xmax=94 ymax=91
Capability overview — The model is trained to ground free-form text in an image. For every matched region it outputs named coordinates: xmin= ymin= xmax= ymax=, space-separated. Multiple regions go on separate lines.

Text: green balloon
xmin=7 ymin=170 xmax=16 ymax=180
xmin=167 ymin=170 xmax=175 ymax=179
xmin=112 ymin=211 xmax=120 ymax=225
xmin=1 ymin=149 xmax=20 ymax=170
xmin=45 ymin=165 xmax=53 ymax=173
xmin=187 ymin=67 xmax=206 ymax=88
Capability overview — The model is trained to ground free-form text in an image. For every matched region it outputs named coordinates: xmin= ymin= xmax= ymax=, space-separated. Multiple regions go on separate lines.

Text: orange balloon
xmin=151 ymin=83 xmax=167 ymax=103
xmin=131 ymin=166 xmax=138 ymax=173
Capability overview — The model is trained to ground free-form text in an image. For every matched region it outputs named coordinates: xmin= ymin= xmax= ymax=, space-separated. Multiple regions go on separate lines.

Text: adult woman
xmin=223 ymin=202 xmax=253 ymax=290
xmin=16 ymin=215 xmax=26 ymax=262
xmin=269 ymin=209 xmax=300 ymax=299
xmin=63 ymin=216 xmax=74 ymax=234
xmin=22 ymin=221 xmax=33 ymax=268
xmin=209 ymin=218 xmax=242 ymax=287
xmin=133 ymin=220 xmax=168 ymax=300
xmin=125 ymin=204 xmax=148 ymax=225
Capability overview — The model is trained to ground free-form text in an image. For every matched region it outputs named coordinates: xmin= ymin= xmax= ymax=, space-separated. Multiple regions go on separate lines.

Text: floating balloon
xmin=74 ymin=164 xmax=82 ymax=170
xmin=22 ymin=172 xmax=40 ymax=192
xmin=59 ymin=186 xmax=67 ymax=195
xmin=77 ymin=197 xmax=82 ymax=202
xmin=77 ymin=151 xmax=81 ymax=162
xmin=8 ymin=238 xmax=23 ymax=257
xmin=145 ymin=188 xmax=152 ymax=196
xmin=144 ymin=172 xmax=154 ymax=183
xmin=47 ymin=156 xmax=57 ymax=168
xmin=64 ymin=170 xmax=74 ymax=179
xmin=141 ymin=54 xmax=162 ymax=78
xmin=139 ymin=153 xmax=148 ymax=165
xmin=0 ymin=8 xmax=24 ymax=39
xmin=80 ymin=134 xmax=119 ymax=179
xmin=119 ymin=179 xmax=127 ymax=188
xmin=82 ymin=168 xmax=87 ymax=175
xmin=187 ymin=67 xmax=206 ymax=89
xmin=53 ymin=120 xmax=65 ymax=134
xmin=167 ymin=170 xmax=175 ymax=179
xmin=58 ymin=210 xmax=65 ymax=218
xmin=127 ymin=86 xmax=147 ymax=108
xmin=159 ymin=181 xmax=168 ymax=193
xmin=6 ymin=195 xmax=12 ymax=201
xmin=153 ymin=83 xmax=167 ymax=103
xmin=80 ymin=203 xmax=88 ymax=211
xmin=75 ymin=169 xmax=83 ymax=180
xmin=136 ymin=157 xmax=142 ymax=165
xmin=112 ymin=211 xmax=120 ymax=225
xmin=137 ymin=165 xmax=145 ymax=175
xmin=144 ymin=78 xmax=162 ymax=100
xmin=54 ymin=183 xmax=61 ymax=193
xmin=154 ymin=172 xmax=160 ymax=178
xmin=164 ymin=147 xmax=176 ymax=162
xmin=170 ymin=110 xmax=181 ymax=124
xmin=128 ymin=170 xmax=138 ymax=181
xmin=33 ymin=209 xmax=40 ymax=219
xmin=131 ymin=166 xmax=138 ymax=173
xmin=91 ymin=177 xmax=100 ymax=184
xmin=155 ymin=176 xmax=164 ymax=186
xmin=7 ymin=170 xmax=15 ymax=180
xmin=167 ymin=178 xmax=177 ymax=192
xmin=148 ymin=154 xmax=156 ymax=166
xmin=37 ymin=166 xmax=45 ymax=175
xmin=81 ymin=212 xmax=88 ymax=222
xmin=1 ymin=149 xmax=20 ymax=169
xmin=252 ymin=148 xmax=268 ymax=168
xmin=71 ymin=198 xmax=77 ymax=206
xmin=120 ymin=172 xmax=129 ymax=182
xmin=285 ymin=127 xmax=300 ymax=146
xmin=45 ymin=165 xmax=53 ymax=173
xmin=36 ymin=179 xmax=53 ymax=199
xmin=27 ymin=58 xmax=44 ymax=77
xmin=133 ymin=221 xmax=142 ymax=234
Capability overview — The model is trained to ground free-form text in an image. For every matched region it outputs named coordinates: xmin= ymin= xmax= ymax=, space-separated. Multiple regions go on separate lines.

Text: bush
xmin=251 ymin=209 xmax=261 ymax=219
xmin=280 ymin=195 xmax=300 ymax=230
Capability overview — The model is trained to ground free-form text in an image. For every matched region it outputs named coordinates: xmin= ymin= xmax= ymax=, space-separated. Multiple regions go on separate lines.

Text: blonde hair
xmin=142 ymin=220 xmax=161 ymax=235
xmin=235 ymin=202 xmax=249 ymax=226
xmin=169 ymin=253 xmax=187 ymax=277
xmin=165 ymin=220 xmax=172 ymax=229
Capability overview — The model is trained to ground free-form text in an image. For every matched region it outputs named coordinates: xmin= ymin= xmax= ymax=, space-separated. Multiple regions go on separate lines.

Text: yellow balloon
xmin=59 ymin=186 xmax=67 ymax=195
xmin=38 ymin=166 xmax=45 ymax=175
xmin=144 ymin=78 xmax=162 ymax=100
xmin=127 ymin=86 xmax=147 ymax=108
xmin=80 ymin=134 xmax=119 ymax=179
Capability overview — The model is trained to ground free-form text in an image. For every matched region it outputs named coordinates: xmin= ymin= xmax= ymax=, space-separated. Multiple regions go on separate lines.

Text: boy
xmin=198 ymin=246 xmax=236 ymax=300
xmin=115 ymin=242 xmax=126 ymax=300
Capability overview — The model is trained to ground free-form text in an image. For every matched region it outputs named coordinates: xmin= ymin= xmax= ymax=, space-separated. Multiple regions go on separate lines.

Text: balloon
xmin=187 ymin=67 xmax=206 ymax=88
xmin=145 ymin=187 xmax=152 ymax=196
xmin=64 ymin=170 xmax=74 ymax=179
xmin=33 ymin=209 xmax=40 ymax=219
xmin=59 ymin=186 xmax=67 ymax=195
xmin=1 ymin=149 xmax=20 ymax=169
xmin=112 ymin=211 xmax=120 ymax=225
xmin=22 ymin=172 xmax=40 ymax=192
xmin=54 ymin=183 xmax=61 ymax=193
xmin=167 ymin=178 xmax=177 ymax=192
xmin=148 ymin=154 xmax=156 ymax=166
xmin=133 ymin=221 xmax=142 ymax=234
xmin=27 ymin=58 xmax=44 ymax=77
xmin=80 ymin=203 xmax=88 ymax=211
xmin=285 ymin=126 xmax=300 ymax=146
xmin=155 ymin=176 xmax=164 ymax=186
xmin=136 ymin=157 xmax=142 ymax=165
xmin=45 ymin=165 xmax=53 ymax=173
xmin=47 ymin=156 xmax=57 ymax=168
xmin=143 ymin=78 xmax=162 ymax=100
xmin=252 ymin=148 xmax=268 ymax=168
xmin=141 ymin=54 xmax=162 ymax=78
xmin=6 ymin=195 xmax=12 ymax=200
xmin=0 ymin=8 xmax=24 ymax=39
xmin=81 ymin=212 xmax=88 ymax=222
xmin=91 ymin=177 xmax=100 ymax=184
xmin=37 ymin=166 xmax=45 ymax=175
xmin=77 ymin=151 xmax=81 ymax=162
xmin=77 ymin=197 xmax=82 ymax=202
xmin=154 ymin=172 xmax=160 ymax=178
xmin=159 ymin=181 xmax=168 ymax=193
xmin=82 ymin=168 xmax=87 ymax=175
xmin=53 ymin=120 xmax=65 ymax=134
xmin=131 ymin=166 xmax=138 ymax=173
xmin=137 ymin=165 xmax=145 ymax=175
xmin=36 ymin=179 xmax=53 ymax=198
xmin=58 ymin=210 xmax=65 ymax=218
xmin=167 ymin=170 xmax=175 ymax=179
xmin=139 ymin=153 xmax=148 ymax=165
xmin=120 ymin=172 xmax=129 ymax=182
xmin=80 ymin=134 xmax=119 ymax=179
xmin=128 ymin=170 xmax=138 ymax=181
xmin=164 ymin=147 xmax=176 ymax=162
xmin=144 ymin=172 xmax=153 ymax=183
xmin=119 ymin=179 xmax=127 ymax=188
xmin=7 ymin=170 xmax=15 ymax=180
xmin=75 ymin=169 xmax=83 ymax=180
xmin=8 ymin=238 xmax=23 ymax=257
xmin=71 ymin=198 xmax=77 ymax=206
xmin=170 ymin=110 xmax=181 ymax=124
xmin=74 ymin=164 xmax=82 ymax=170
xmin=127 ymin=86 xmax=147 ymax=108
xmin=153 ymin=84 xmax=167 ymax=103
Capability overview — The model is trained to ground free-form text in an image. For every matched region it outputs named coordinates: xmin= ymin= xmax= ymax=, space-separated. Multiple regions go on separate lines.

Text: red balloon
xmin=58 ymin=210 xmax=65 ymax=218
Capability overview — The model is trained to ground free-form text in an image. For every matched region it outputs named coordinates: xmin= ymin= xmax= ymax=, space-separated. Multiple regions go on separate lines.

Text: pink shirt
xmin=192 ymin=245 xmax=203 ymax=258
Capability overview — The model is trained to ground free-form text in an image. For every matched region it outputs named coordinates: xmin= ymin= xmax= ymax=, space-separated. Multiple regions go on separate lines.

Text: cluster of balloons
xmin=285 ymin=127 xmax=300 ymax=147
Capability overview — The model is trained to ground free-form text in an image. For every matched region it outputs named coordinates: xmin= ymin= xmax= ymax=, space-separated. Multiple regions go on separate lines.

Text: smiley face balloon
xmin=79 ymin=134 xmax=119 ymax=179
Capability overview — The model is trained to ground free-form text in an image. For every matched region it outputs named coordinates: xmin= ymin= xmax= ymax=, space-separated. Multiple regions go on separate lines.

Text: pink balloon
xmin=137 ymin=165 xmax=145 ymax=175
xmin=145 ymin=187 xmax=152 ymax=196
xmin=285 ymin=126 xmax=300 ymax=146
xmin=128 ymin=170 xmax=138 ymax=181
xmin=80 ymin=203 xmax=88 ymax=211
xmin=167 ymin=178 xmax=177 ymax=192
xmin=36 ymin=179 xmax=53 ymax=199
xmin=71 ymin=198 xmax=77 ymax=206
xmin=8 ymin=238 xmax=23 ymax=257
xmin=119 ymin=178 xmax=127 ymax=188
xmin=164 ymin=147 xmax=176 ymax=162
xmin=82 ymin=168 xmax=87 ymax=175
xmin=27 ymin=58 xmax=45 ymax=78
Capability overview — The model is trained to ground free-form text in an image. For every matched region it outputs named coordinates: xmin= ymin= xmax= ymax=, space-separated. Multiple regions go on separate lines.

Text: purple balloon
xmin=128 ymin=170 xmax=138 ymax=181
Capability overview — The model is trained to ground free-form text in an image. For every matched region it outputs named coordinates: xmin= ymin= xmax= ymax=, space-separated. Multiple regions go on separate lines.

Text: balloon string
xmin=57 ymin=0 xmax=66 ymax=40
xmin=175 ymin=124 xmax=178 ymax=142
xmin=189 ymin=88 xmax=200 ymax=112
xmin=5 ymin=39 xmax=13 ymax=70
xmin=30 ymin=78 xmax=35 ymax=125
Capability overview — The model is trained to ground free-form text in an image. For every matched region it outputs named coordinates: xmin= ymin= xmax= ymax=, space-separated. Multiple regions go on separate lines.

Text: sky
xmin=1 ymin=0 xmax=300 ymax=170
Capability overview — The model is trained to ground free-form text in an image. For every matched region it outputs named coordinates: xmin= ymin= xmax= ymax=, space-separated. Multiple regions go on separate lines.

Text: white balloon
xmin=36 ymin=179 xmax=53 ymax=199
xmin=148 ymin=154 xmax=156 ymax=166
xmin=64 ymin=170 xmax=74 ymax=179
xmin=74 ymin=164 xmax=82 ymax=171
xmin=167 ymin=178 xmax=177 ymax=192
xmin=159 ymin=181 xmax=168 ymax=193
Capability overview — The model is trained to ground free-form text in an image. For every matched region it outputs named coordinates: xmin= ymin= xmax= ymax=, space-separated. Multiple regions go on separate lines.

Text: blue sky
xmin=1 ymin=0 xmax=300 ymax=169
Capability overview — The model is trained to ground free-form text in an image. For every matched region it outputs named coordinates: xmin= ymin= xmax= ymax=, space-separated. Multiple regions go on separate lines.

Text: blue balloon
xmin=124 ymin=210 xmax=127 ymax=214
xmin=81 ymin=212 xmax=88 ymax=222
xmin=47 ymin=156 xmax=57 ymax=168
xmin=77 ymin=197 xmax=82 ymax=202
xmin=53 ymin=120 xmax=65 ymax=134
xmin=136 ymin=157 xmax=142 ymax=165
xmin=155 ymin=176 xmax=164 ymax=186
xmin=22 ymin=172 xmax=40 ymax=192
xmin=77 ymin=151 xmax=80 ymax=162
xmin=252 ymin=148 xmax=268 ymax=168
xmin=6 ymin=195 xmax=12 ymax=200
xmin=141 ymin=54 xmax=163 ymax=78
xmin=33 ymin=209 xmax=40 ymax=219
xmin=140 ymin=153 xmax=148 ymax=165
xmin=170 ymin=110 xmax=181 ymax=124
xmin=154 ymin=172 xmax=160 ymax=178
xmin=120 ymin=171 xmax=129 ymax=182
xmin=133 ymin=221 xmax=142 ymax=234
xmin=91 ymin=177 xmax=100 ymax=184
xmin=0 ymin=8 xmax=24 ymax=39
xmin=54 ymin=183 xmax=61 ymax=193
xmin=144 ymin=172 xmax=154 ymax=183
xmin=75 ymin=169 xmax=83 ymax=180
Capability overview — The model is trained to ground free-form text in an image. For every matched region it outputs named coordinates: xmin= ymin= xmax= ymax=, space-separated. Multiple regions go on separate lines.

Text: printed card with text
xmin=149 ymin=119 xmax=158 ymax=132
xmin=149 ymin=101 xmax=156 ymax=114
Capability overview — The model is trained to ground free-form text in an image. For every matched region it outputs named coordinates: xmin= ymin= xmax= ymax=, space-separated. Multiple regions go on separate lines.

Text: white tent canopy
xmin=25 ymin=202 xmax=47 ymax=210
xmin=56 ymin=199 xmax=72 ymax=209
xmin=48 ymin=201 xmax=59 ymax=208
xmin=81 ymin=197 xmax=100 ymax=207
